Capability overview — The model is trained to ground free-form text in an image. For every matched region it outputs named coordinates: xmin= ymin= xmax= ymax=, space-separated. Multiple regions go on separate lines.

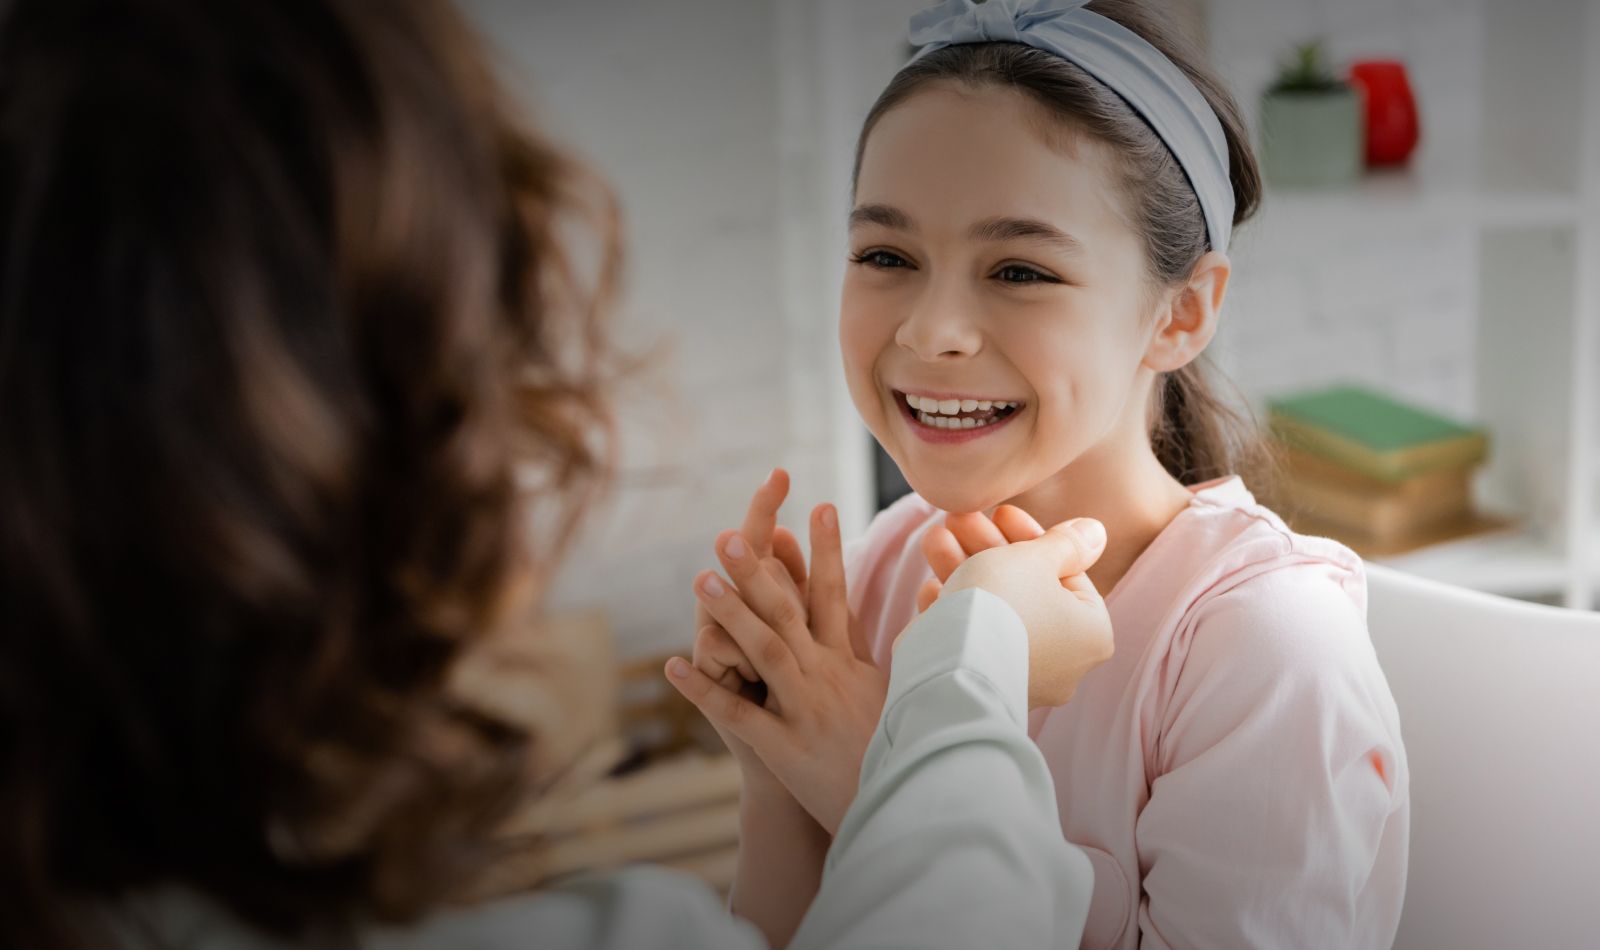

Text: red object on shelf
xmin=1349 ymin=60 xmax=1421 ymax=167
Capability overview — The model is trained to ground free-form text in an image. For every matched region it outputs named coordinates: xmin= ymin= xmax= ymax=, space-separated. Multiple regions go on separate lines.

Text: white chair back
xmin=1364 ymin=564 xmax=1600 ymax=950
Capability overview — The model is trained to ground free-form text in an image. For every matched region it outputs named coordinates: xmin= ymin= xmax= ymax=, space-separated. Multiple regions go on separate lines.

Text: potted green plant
xmin=1260 ymin=40 xmax=1364 ymax=188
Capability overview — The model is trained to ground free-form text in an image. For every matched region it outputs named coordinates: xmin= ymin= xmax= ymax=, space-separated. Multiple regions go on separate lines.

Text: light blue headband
xmin=908 ymin=0 xmax=1234 ymax=254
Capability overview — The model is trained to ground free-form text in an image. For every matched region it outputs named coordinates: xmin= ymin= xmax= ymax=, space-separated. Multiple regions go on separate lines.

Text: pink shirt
xmin=847 ymin=477 xmax=1409 ymax=950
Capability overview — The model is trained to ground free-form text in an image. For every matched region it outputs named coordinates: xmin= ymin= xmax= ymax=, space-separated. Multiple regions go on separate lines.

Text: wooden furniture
xmin=461 ymin=613 xmax=744 ymax=901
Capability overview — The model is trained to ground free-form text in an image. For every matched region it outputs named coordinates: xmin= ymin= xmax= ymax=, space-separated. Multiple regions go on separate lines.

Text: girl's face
xmin=842 ymin=83 xmax=1163 ymax=514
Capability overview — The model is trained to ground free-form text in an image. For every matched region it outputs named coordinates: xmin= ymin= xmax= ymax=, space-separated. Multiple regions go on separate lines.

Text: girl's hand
xmin=940 ymin=518 xmax=1115 ymax=708
xmin=916 ymin=504 xmax=1045 ymax=612
xmin=668 ymin=502 xmax=886 ymax=835
xmin=690 ymin=470 xmax=807 ymax=782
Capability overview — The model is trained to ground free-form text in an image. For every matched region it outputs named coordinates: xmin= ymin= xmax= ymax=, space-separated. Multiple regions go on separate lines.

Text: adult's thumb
xmin=1031 ymin=517 xmax=1107 ymax=577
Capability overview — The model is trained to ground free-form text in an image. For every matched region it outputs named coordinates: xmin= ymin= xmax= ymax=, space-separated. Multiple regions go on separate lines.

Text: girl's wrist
xmin=739 ymin=769 xmax=794 ymax=803
xmin=739 ymin=772 xmax=828 ymax=830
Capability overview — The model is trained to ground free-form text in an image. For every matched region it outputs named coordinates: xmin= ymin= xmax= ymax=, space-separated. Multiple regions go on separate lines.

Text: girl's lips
xmin=894 ymin=389 xmax=1024 ymax=445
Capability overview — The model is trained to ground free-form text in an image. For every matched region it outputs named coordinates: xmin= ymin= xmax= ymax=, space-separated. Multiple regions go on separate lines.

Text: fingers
xmin=1023 ymin=518 xmax=1109 ymax=586
xmin=665 ymin=657 xmax=779 ymax=747
xmin=693 ymin=622 xmax=756 ymax=683
xmin=740 ymin=468 xmax=790 ymax=557
xmin=807 ymin=504 xmax=850 ymax=650
xmin=697 ymin=566 xmax=812 ymax=684
xmin=945 ymin=511 xmax=1007 ymax=556
xmin=1060 ymin=571 xmax=1105 ymax=605
xmin=716 ymin=530 xmax=813 ymax=654
xmin=915 ymin=577 xmax=941 ymax=613
xmin=921 ymin=524 xmax=967 ymax=583
xmin=771 ymin=525 xmax=808 ymax=595
xmin=992 ymin=505 xmax=1045 ymax=544
xmin=847 ymin=614 xmax=875 ymax=664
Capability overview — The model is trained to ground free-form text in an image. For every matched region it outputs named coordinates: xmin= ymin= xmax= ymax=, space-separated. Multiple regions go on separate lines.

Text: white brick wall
xmin=462 ymin=0 xmax=857 ymax=658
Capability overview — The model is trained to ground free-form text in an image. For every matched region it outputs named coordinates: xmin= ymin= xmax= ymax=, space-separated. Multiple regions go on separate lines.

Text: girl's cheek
xmin=838 ymin=311 xmax=887 ymax=423
xmin=840 ymin=302 xmax=894 ymax=372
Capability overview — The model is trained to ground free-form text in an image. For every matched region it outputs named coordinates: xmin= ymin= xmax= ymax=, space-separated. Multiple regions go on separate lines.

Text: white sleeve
xmin=791 ymin=588 xmax=1094 ymax=950
xmin=366 ymin=590 xmax=1091 ymax=950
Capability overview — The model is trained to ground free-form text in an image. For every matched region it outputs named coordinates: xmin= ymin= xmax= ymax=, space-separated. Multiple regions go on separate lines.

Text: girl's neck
xmin=1002 ymin=437 xmax=1195 ymax=598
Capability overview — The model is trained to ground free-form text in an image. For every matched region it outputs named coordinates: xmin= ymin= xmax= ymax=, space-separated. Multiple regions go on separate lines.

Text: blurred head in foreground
xmin=0 ymin=0 xmax=618 ymax=944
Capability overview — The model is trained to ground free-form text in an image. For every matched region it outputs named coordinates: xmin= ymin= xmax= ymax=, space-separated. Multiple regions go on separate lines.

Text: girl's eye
xmin=994 ymin=264 xmax=1060 ymax=285
xmin=850 ymin=249 xmax=911 ymax=270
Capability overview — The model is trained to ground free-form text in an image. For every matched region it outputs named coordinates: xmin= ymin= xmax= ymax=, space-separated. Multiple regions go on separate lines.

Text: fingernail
xmin=820 ymin=504 xmax=836 ymax=530
xmin=667 ymin=658 xmax=690 ymax=679
xmin=724 ymin=534 xmax=747 ymax=559
xmin=701 ymin=575 xmax=726 ymax=598
xmin=765 ymin=468 xmax=779 ymax=486
xmin=1072 ymin=518 xmax=1107 ymax=552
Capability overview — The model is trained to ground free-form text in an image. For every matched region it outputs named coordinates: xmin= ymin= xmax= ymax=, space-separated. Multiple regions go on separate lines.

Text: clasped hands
xmin=665 ymin=469 xmax=1113 ymax=834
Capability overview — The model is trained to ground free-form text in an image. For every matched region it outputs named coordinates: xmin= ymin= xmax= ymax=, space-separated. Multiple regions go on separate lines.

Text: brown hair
xmin=0 ymin=0 xmax=617 ymax=945
xmin=855 ymin=0 xmax=1272 ymax=486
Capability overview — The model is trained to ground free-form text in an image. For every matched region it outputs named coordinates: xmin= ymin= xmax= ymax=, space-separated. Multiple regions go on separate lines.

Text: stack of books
xmin=1268 ymin=385 xmax=1500 ymax=556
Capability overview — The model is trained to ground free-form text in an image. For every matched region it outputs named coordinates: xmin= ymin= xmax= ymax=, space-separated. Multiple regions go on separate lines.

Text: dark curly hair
xmin=0 ymin=0 xmax=618 ymax=945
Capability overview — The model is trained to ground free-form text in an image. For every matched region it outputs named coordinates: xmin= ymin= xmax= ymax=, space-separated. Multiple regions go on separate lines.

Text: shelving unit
xmin=1390 ymin=0 xmax=1598 ymax=610
xmin=1378 ymin=523 xmax=1598 ymax=604
xmin=1215 ymin=0 xmax=1599 ymax=610
xmin=1262 ymin=169 xmax=1581 ymax=233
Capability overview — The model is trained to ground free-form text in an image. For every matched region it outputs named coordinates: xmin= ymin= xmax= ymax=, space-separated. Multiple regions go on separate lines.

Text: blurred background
xmin=462 ymin=0 xmax=1600 ymax=666
xmin=447 ymin=0 xmax=1600 ymax=901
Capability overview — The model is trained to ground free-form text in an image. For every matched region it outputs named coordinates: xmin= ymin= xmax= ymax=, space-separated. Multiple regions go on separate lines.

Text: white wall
xmin=461 ymin=0 xmax=863 ymax=658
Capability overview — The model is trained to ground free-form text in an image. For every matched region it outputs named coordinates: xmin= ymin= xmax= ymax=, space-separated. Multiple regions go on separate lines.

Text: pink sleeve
xmin=1135 ymin=565 xmax=1409 ymax=950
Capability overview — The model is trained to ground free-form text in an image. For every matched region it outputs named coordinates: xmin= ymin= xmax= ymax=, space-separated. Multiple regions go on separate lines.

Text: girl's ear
xmin=1142 ymin=250 xmax=1231 ymax=373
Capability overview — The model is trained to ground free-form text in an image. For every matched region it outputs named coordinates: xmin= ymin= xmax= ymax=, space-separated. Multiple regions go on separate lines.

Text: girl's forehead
xmin=855 ymin=85 xmax=1129 ymax=239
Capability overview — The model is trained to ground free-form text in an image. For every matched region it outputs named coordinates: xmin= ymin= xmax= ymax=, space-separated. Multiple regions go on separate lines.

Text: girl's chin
xmin=900 ymin=478 xmax=1011 ymax=516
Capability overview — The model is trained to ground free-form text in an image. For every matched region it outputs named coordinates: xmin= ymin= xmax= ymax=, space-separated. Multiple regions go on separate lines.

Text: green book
xmin=1268 ymin=384 xmax=1489 ymax=483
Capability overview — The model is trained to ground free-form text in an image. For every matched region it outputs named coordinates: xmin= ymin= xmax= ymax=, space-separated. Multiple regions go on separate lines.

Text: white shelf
xmin=1376 ymin=522 xmax=1600 ymax=603
xmin=1376 ymin=530 xmax=1568 ymax=600
xmin=1261 ymin=169 xmax=1580 ymax=234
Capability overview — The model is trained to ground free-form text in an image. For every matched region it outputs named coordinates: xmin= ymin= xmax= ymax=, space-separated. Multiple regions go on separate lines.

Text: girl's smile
xmin=892 ymin=388 xmax=1027 ymax=444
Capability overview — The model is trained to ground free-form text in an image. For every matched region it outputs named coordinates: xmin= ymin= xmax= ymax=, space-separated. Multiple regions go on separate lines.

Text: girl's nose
xmin=894 ymin=284 xmax=982 ymax=361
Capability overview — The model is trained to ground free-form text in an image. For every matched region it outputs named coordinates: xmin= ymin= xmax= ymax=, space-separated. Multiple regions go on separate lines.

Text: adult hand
xmin=938 ymin=518 xmax=1114 ymax=709
xmin=916 ymin=504 xmax=1045 ymax=612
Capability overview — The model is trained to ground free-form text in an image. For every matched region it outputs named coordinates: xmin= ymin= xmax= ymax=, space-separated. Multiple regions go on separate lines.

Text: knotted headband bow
xmin=908 ymin=0 xmax=1235 ymax=253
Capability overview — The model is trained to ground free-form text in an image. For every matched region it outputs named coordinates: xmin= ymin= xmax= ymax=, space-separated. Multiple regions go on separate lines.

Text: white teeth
xmin=904 ymin=392 xmax=1022 ymax=426
xmin=914 ymin=410 xmax=1001 ymax=431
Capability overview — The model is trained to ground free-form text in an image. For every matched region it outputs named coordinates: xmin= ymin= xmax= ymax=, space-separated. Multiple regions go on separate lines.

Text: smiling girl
xmin=684 ymin=1 xmax=1409 ymax=948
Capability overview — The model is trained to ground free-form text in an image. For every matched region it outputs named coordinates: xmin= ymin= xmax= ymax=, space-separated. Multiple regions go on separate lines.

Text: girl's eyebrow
xmin=848 ymin=203 xmax=914 ymax=232
xmin=848 ymin=205 xmax=1084 ymax=256
xmin=968 ymin=216 xmax=1085 ymax=255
